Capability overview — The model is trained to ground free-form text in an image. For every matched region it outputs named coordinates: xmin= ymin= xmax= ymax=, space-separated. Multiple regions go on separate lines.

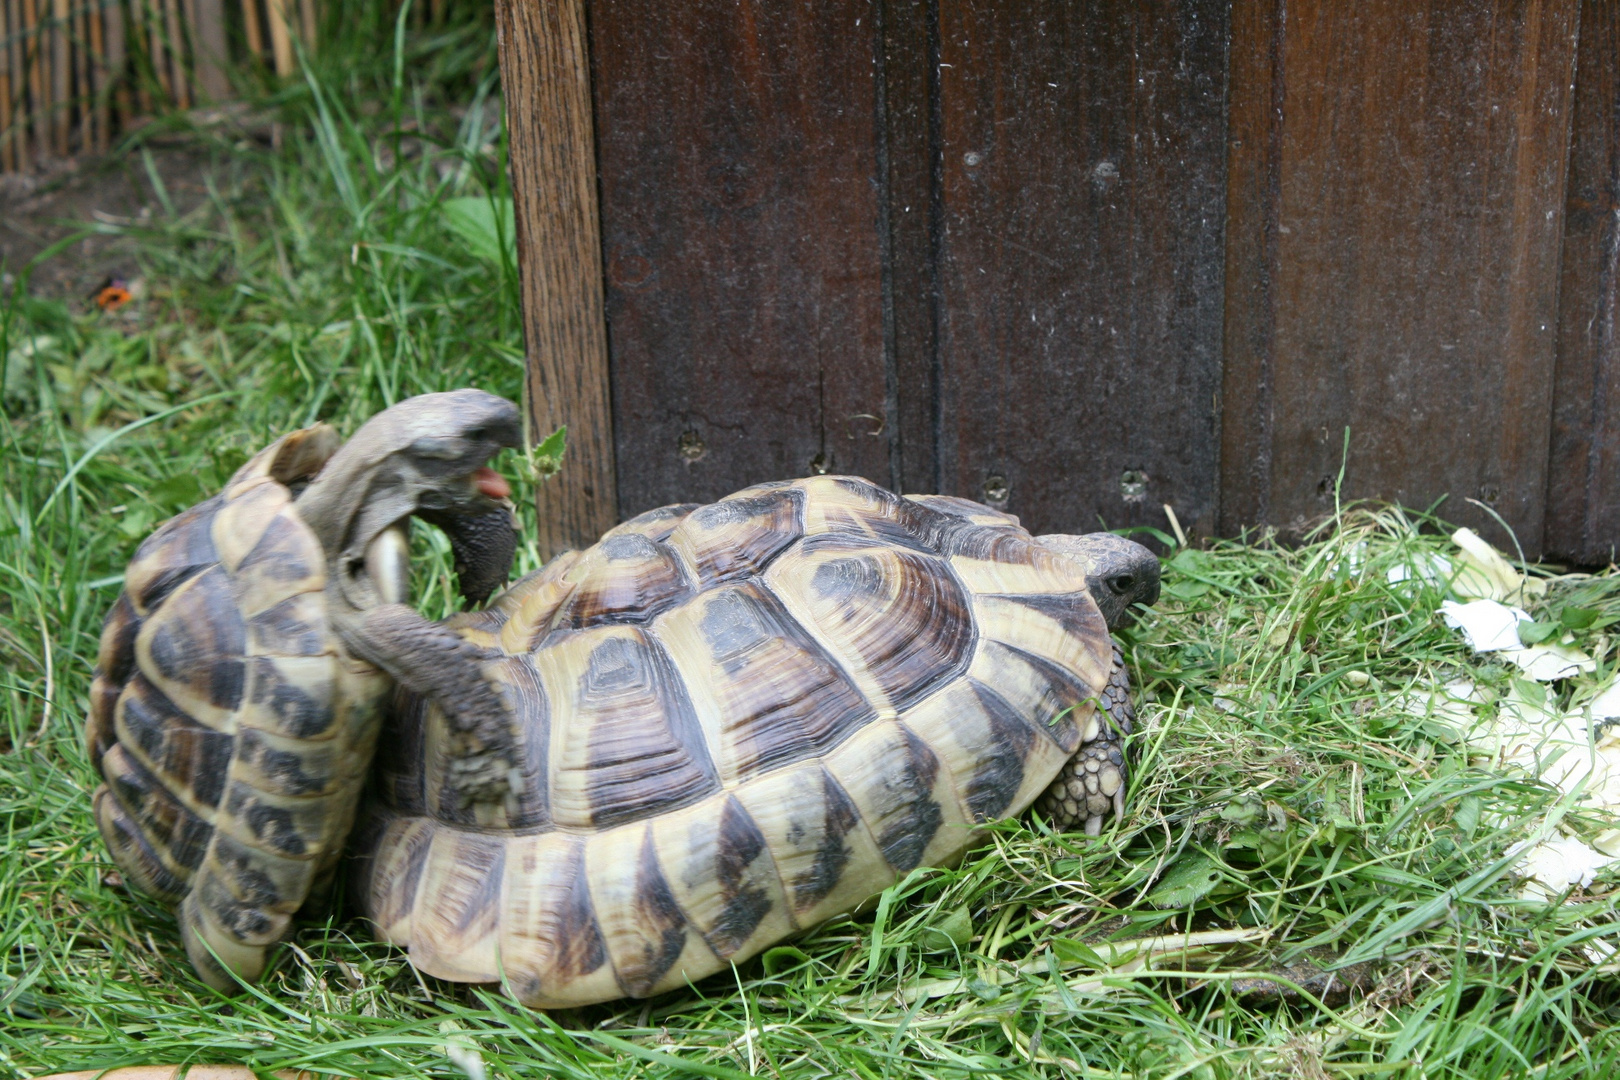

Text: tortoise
xmin=86 ymin=390 xmax=523 ymax=989
xmin=90 ymin=391 xmax=1161 ymax=1006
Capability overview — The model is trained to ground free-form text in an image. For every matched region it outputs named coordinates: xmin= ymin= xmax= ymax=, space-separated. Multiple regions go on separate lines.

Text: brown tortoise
xmin=87 ymin=391 xmax=522 ymax=989
xmin=90 ymin=392 xmax=1159 ymax=1006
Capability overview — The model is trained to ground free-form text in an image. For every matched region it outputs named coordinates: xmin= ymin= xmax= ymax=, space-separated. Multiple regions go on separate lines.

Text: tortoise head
xmin=1036 ymin=532 xmax=1161 ymax=631
xmin=294 ymin=389 xmax=523 ymax=609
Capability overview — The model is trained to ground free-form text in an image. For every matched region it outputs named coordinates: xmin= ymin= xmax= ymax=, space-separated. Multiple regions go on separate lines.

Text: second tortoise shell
xmin=351 ymin=475 xmax=1121 ymax=1008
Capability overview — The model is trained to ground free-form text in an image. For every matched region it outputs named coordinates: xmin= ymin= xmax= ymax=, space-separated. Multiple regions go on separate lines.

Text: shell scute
xmin=94 ymin=783 xmax=189 ymax=901
xmin=115 ymin=676 xmax=234 ymax=810
xmin=205 ymin=829 xmax=313 ymax=914
xmin=902 ymin=676 xmax=1056 ymax=825
xmin=100 ymin=743 xmax=214 ymax=874
xmin=666 ymin=486 xmax=804 ymax=586
xmin=135 ymin=565 xmax=247 ymax=729
xmin=649 ymin=793 xmax=793 ymax=962
xmin=211 ymin=480 xmax=290 ymax=573
xmin=821 ymin=720 xmax=971 ymax=873
xmin=124 ymin=496 xmax=223 ymax=616
xmin=584 ymin=823 xmax=713 ymax=999
xmin=244 ymin=592 xmax=329 ymax=657
xmin=230 ymin=507 xmax=325 ymax=617
xmin=765 ymin=538 xmax=975 ymax=715
xmin=408 ymin=829 xmax=507 ymax=983
xmin=231 ymin=726 xmax=339 ymax=797
xmin=540 ymin=626 xmax=720 ymax=830
xmin=238 ymin=656 xmax=338 ymax=740
xmin=732 ymin=764 xmax=886 ymax=925
xmin=550 ymin=532 xmax=693 ymax=631
xmin=498 ymin=834 xmax=619 ymax=1006
xmin=602 ymin=503 xmax=699 ymax=544
xmin=651 ymin=582 xmax=878 ymax=783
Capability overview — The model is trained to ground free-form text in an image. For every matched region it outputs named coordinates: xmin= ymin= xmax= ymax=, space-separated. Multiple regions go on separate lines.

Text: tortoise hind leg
xmin=1035 ymin=642 xmax=1134 ymax=836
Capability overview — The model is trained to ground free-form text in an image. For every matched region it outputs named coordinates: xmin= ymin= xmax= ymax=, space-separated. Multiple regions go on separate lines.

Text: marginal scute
xmin=409 ymin=829 xmax=506 ymax=982
xmin=352 ymin=812 xmax=437 ymax=943
xmin=650 ymin=793 xmax=793 ymax=963
xmin=500 ymin=834 xmax=619 ymax=1007
xmin=94 ymin=783 xmax=189 ymax=902
xmin=971 ymin=592 xmax=1111 ymax=724
xmin=238 ymin=656 xmax=338 ymax=740
xmin=733 ymin=764 xmax=889 ymax=925
xmin=585 ymin=822 xmax=714 ymax=999
xmin=823 ymin=720 xmax=973 ymax=873
xmin=902 ymin=676 xmax=1055 ymax=824
xmin=100 ymin=744 xmax=214 ymax=874
xmin=968 ymin=640 xmax=1099 ymax=756
xmin=115 ymin=676 xmax=235 ymax=810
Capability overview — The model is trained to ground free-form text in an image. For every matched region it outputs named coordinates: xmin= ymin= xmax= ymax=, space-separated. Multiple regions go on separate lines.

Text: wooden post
xmin=0 ymin=0 xmax=13 ymax=171
xmin=264 ymin=0 xmax=292 ymax=75
xmin=50 ymin=0 xmax=68 ymax=154
xmin=161 ymin=0 xmax=186 ymax=106
xmin=87 ymin=0 xmax=107 ymax=151
xmin=240 ymin=0 xmax=261 ymax=62
xmin=188 ymin=0 xmax=226 ymax=100
xmin=495 ymin=0 xmax=618 ymax=556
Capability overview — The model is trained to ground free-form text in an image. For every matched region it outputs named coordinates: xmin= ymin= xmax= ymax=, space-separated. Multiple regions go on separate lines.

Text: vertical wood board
xmin=879 ymin=0 xmax=941 ymax=498
xmin=497 ymin=0 xmax=618 ymax=556
xmin=589 ymin=0 xmax=892 ymax=518
xmin=1229 ymin=0 xmax=1580 ymax=552
xmin=1218 ymin=0 xmax=1283 ymax=534
xmin=932 ymin=0 xmax=1229 ymax=539
xmin=1547 ymin=0 xmax=1620 ymax=565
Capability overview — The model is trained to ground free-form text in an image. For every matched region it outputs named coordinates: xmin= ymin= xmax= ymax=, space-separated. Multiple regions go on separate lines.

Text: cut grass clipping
xmin=6 ymin=15 xmax=1620 ymax=1080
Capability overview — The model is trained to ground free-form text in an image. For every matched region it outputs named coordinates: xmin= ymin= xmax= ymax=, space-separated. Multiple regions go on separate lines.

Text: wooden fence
xmin=500 ymin=0 xmax=1619 ymax=565
xmin=0 ymin=0 xmax=314 ymax=171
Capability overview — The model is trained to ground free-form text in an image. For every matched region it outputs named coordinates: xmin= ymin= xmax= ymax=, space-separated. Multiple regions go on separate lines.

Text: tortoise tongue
xmin=473 ymin=466 xmax=510 ymax=500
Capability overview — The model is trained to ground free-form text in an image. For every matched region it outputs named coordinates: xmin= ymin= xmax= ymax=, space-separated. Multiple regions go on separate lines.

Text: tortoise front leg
xmin=336 ymin=603 xmax=520 ymax=807
xmin=1035 ymin=642 xmax=1134 ymax=836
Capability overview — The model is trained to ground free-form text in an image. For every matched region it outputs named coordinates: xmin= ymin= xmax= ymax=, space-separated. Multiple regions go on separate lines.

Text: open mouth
xmin=472 ymin=466 xmax=510 ymax=501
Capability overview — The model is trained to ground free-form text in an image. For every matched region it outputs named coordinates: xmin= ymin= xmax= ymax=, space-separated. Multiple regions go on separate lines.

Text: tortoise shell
xmin=351 ymin=475 xmax=1119 ymax=1008
xmin=87 ymin=426 xmax=391 ymax=987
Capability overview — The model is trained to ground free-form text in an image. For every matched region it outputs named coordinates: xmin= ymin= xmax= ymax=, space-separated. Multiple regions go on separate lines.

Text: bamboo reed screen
xmin=0 ymin=0 xmax=317 ymax=172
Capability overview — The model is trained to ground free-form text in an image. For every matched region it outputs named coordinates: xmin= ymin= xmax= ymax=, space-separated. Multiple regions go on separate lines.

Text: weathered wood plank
xmin=496 ymin=0 xmax=618 ymax=555
xmin=265 ymin=0 xmax=293 ymax=76
xmin=880 ymin=0 xmax=939 ymax=497
xmin=0 ymin=0 xmax=14 ymax=172
xmin=1218 ymin=0 xmax=1282 ymax=535
xmin=1547 ymin=0 xmax=1620 ymax=566
xmin=190 ymin=0 xmax=229 ymax=101
xmin=1228 ymin=0 xmax=1579 ymax=553
xmin=589 ymin=0 xmax=891 ymax=517
xmin=932 ymin=0 xmax=1228 ymax=539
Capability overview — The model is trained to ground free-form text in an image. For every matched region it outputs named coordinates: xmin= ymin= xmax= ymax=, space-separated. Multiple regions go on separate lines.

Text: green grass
xmin=5 ymin=10 xmax=1620 ymax=1078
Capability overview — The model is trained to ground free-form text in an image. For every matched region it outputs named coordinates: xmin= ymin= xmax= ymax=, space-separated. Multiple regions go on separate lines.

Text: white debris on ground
xmin=1416 ymin=530 xmax=1618 ymax=901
